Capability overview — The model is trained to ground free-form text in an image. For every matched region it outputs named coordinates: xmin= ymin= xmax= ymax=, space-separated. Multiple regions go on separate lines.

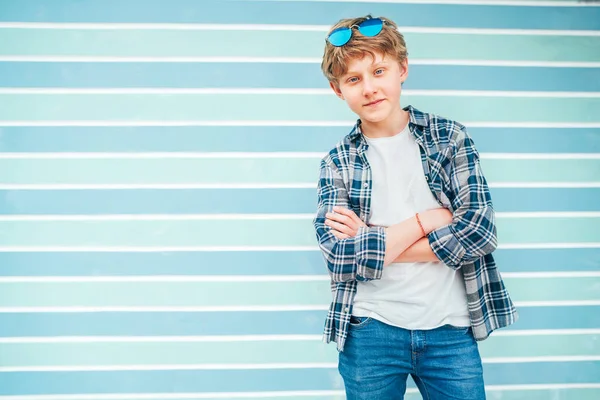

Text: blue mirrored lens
xmin=327 ymin=28 xmax=352 ymax=47
xmin=358 ymin=18 xmax=383 ymax=37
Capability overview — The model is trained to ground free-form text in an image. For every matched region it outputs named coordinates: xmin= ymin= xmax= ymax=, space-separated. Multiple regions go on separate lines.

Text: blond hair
xmin=321 ymin=15 xmax=408 ymax=84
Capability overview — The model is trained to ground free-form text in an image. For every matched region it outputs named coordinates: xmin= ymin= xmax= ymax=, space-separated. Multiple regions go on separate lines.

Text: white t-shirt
xmin=352 ymin=123 xmax=471 ymax=329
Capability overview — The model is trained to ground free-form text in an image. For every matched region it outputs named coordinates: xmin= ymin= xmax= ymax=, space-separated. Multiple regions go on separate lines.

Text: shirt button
xmin=363 ymin=182 xmax=369 ymax=188
xmin=344 ymin=307 xmax=350 ymax=313
xmin=425 ymin=175 xmax=429 ymax=181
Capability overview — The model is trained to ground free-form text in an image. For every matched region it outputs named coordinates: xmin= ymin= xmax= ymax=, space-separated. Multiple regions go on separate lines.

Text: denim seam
xmin=415 ymin=375 xmax=432 ymax=400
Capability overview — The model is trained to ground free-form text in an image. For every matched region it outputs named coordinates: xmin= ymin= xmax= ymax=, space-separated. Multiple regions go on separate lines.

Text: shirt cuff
xmin=428 ymin=224 xmax=467 ymax=269
xmin=354 ymin=226 xmax=386 ymax=281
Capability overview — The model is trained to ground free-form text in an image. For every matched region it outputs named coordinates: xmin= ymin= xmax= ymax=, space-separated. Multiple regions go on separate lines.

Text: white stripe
xmin=0 ymin=214 xmax=316 ymax=221
xmin=2 ymin=22 xmax=599 ymax=36
xmin=0 ymin=301 xmax=596 ymax=313
xmin=0 ymin=182 xmax=598 ymax=190
xmin=0 ymin=120 xmax=599 ymax=128
xmin=1 ymin=386 xmax=600 ymax=400
xmin=502 ymin=271 xmax=600 ymax=278
xmin=3 ymin=88 xmax=600 ymax=97
xmin=0 ymin=335 xmax=324 ymax=344
xmin=0 ymin=363 xmax=338 ymax=372
xmin=0 ymin=242 xmax=597 ymax=252
xmin=0 ymin=152 xmax=598 ymax=160
xmin=1 ymin=356 xmax=599 ymax=372
xmin=2 ymin=386 xmax=600 ymax=400
xmin=495 ymin=328 xmax=600 ymax=336
xmin=515 ymin=300 xmax=600 ymax=307
xmin=0 ymin=211 xmax=596 ymax=221
xmin=0 ymin=305 xmax=331 ymax=312
xmin=0 ymin=391 xmax=350 ymax=400
xmin=499 ymin=242 xmax=600 ymax=249
xmin=495 ymin=211 xmax=600 ymax=218
xmin=488 ymin=182 xmax=600 ymax=188
xmin=0 ymin=329 xmax=597 ymax=343
xmin=2 ymin=271 xmax=597 ymax=283
xmin=1 ymin=56 xmax=599 ymax=67
xmin=483 ymin=355 xmax=600 ymax=363
xmin=0 ymin=246 xmax=322 ymax=252
xmin=0 ymin=183 xmax=321 ymax=190
xmin=291 ymin=0 xmax=599 ymax=6
xmin=0 ymin=152 xmax=326 ymax=159
xmin=485 ymin=383 xmax=600 ymax=391
xmin=0 ymin=275 xmax=330 ymax=283
xmin=481 ymin=153 xmax=600 ymax=159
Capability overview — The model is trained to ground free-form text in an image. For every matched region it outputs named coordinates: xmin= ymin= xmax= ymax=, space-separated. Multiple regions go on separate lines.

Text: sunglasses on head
xmin=326 ymin=17 xmax=386 ymax=47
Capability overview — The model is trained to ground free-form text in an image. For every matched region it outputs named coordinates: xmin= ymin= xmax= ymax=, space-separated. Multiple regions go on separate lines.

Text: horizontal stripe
xmin=2 ymin=121 xmax=599 ymax=127
xmin=1 ymin=271 xmax=599 ymax=282
xmin=1 ymin=63 xmax=599 ymax=92
xmin=0 ymin=334 xmax=596 ymax=367
xmin=1 ymin=0 xmax=598 ymax=30
xmin=1 ymin=94 xmax=599 ymax=123
xmin=0 ymin=211 xmax=598 ymax=220
xmin=0 ymin=158 xmax=598 ymax=184
xmin=0 ymin=243 xmax=595 ymax=252
xmin=1 ymin=329 xmax=599 ymax=342
xmin=3 ymin=183 xmax=599 ymax=190
xmin=0 ymin=188 xmax=598 ymax=214
xmin=0 ymin=387 xmax=599 ymax=400
xmin=1 ymin=126 xmax=597 ymax=153
xmin=0 ymin=362 xmax=599 ymax=394
xmin=2 ymin=57 xmax=600 ymax=68
xmin=4 ymin=89 xmax=600 ymax=98
xmin=0 ymin=301 xmax=595 ymax=312
xmin=1 ymin=152 xmax=598 ymax=159
xmin=0 ymin=217 xmax=596 ymax=246
xmin=0 ymin=247 xmax=597 ymax=276
xmin=0 ymin=335 xmax=326 ymax=343
xmin=0 ymin=306 xmax=597 ymax=336
xmin=0 ymin=387 xmax=598 ymax=400
xmin=0 ymin=277 xmax=595 ymax=307
xmin=3 ymin=23 xmax=600 ymax=37
xmin=0 ymin=30 xmax=598 ymax=62
xmin=4 ymin=356 xmax=600 ymax=372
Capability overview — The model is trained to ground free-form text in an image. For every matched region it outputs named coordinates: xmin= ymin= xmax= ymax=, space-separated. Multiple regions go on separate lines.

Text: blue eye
xmin=348 ymin=77 xmax=359 ymax=83
xmin=375 ymin=69 xmax=384 ymax=75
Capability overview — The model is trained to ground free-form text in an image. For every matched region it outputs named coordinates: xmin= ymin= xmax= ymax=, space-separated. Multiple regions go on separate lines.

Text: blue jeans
xmin=338 ymin=317 xmax=486 ymax=400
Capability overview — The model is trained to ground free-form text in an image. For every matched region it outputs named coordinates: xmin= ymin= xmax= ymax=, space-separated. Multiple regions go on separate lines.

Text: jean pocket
xmin=442 ymin=324 xmax=472 ymax=335
xmin=349 ymin=315 xmax=373 ymax=329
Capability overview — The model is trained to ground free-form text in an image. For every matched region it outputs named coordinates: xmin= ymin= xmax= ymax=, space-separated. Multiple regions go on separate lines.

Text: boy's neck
xmin=361 ymin=108 xmax=409 ymax=139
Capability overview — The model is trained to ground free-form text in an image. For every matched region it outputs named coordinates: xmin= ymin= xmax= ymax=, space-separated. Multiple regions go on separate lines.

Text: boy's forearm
xmin=392 ymin=238 xmax=440 ymax=263
xmin=383 ymin=209 xmax=451 ymax=265
xmin=383 ymin=216 xmax=423 ymax=265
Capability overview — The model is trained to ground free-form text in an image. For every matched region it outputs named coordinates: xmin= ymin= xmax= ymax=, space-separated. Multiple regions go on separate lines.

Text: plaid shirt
xmin=313 ymin=105 xmax=518 ymax=352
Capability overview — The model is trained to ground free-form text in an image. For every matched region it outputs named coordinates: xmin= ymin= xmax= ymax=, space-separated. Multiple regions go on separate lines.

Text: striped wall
xmin=0 ymin=0 xmax=599 ymax=399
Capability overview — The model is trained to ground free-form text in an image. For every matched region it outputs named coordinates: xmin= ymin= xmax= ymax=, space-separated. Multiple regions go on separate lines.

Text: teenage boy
xmin=313 ymin=15 xmax=518 ymax=400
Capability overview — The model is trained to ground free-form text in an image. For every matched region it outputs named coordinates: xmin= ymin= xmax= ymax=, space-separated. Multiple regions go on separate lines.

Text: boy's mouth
xmin=364 ymin=99 xmax=384 ymax=107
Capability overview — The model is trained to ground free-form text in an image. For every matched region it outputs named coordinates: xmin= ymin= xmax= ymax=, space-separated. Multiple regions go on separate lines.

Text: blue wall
xmin=0 ymin=0 xmax=599 ymax=398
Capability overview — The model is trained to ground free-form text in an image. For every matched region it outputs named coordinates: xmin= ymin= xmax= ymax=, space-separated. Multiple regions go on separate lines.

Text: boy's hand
xmin=325 ymin=206 xmax=367 ymax=239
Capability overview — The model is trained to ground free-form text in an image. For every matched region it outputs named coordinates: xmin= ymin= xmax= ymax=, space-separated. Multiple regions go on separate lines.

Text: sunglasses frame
xmin=326 ymin=17 xmax=387 ymax=47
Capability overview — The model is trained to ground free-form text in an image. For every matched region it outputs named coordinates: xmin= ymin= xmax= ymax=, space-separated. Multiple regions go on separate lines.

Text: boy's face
xmin=330 ymin=51 xmax=408 ymax=128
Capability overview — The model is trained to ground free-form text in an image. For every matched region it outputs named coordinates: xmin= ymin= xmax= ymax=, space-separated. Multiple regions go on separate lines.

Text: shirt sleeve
xmin=313 ymin=158 xmax=386 ymax=282
xmin=428 ymin=126 xmax=498 ymax=269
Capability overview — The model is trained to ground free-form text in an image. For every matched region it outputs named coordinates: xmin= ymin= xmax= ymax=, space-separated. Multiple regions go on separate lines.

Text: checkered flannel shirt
xmin=313 ymin=105 xmax=518 ymax=351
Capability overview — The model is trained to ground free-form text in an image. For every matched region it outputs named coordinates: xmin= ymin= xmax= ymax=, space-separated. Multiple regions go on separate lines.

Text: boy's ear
xmin=329 ymin=81 xmax=345 ymax=100
xmin=399 ymin=58 xmax=409 ymax=83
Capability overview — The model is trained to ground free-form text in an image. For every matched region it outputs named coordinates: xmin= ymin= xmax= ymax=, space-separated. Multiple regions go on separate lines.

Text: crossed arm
xmin=325 ymin=206 xmax=452 ymax=264
xmin=315 ymin=128 xmax=497 ymax=282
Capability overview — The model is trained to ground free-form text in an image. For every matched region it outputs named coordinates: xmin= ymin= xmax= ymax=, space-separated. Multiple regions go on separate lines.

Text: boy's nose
xmin=362 ymin=78 xmax=377 ymax=97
